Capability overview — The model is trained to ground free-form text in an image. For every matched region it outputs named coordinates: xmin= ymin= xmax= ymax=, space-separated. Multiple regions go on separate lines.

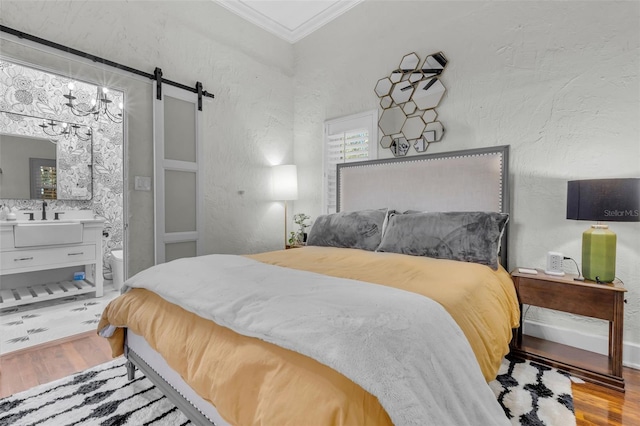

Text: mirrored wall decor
xmin=380 ymin=135 xmax=393 ymax=149
xmin=380 ymin=96 xmax=392 ymax=109
xmin=402 ymin=116 xmax=426 ymax=140
xmin=390 ymin=136 xmax=410 ymax=157
xmin=374 ymin=51 xmax=448 ymax=156
xmin=378 ymin=106 xmax=406 ymax=136
xmin=374 ymin=78 xmax=392 ymax=97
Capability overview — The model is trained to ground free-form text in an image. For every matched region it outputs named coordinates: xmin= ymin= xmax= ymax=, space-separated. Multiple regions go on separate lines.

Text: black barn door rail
xmin=0 ymin=25 xmax=214 ymax=110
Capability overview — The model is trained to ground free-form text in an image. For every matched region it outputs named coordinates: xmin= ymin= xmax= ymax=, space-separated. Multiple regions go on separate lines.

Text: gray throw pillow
xmin=376 ymin=211 xmax=509 ymax=269
xmin=306 ymin=209 xmax=388 ymax=251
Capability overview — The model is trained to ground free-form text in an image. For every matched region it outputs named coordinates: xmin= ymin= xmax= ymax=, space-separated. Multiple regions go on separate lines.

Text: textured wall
xmin=0 ymin=0 xmax=295 ymax=275
xmin=293 ymin=1 xmax=640 ymax=354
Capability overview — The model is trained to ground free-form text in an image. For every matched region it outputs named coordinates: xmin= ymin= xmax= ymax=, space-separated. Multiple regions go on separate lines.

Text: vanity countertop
xmin=0 ymin=214 xmax=105 ymax=228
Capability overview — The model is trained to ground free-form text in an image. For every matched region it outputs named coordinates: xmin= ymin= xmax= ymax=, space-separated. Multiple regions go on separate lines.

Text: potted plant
xmin=293 ymin=213 xmax=311 ymax=245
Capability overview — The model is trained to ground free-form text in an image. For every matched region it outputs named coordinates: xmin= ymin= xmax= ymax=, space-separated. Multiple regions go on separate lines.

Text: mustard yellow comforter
xmin=98 ymin=246 xmax=519 ymax=425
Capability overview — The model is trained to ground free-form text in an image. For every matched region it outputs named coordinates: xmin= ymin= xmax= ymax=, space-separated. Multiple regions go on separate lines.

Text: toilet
xmin=111 ymin=249 xmax=124 ymax=290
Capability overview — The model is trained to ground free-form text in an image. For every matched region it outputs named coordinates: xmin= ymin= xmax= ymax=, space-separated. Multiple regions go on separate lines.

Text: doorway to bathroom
xmin=0 ymin=51 xmax=127 ymax=355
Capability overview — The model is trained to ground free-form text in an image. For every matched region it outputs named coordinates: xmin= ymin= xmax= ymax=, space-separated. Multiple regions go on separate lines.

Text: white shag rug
xmin=0 ymin=355 xmax=576 ymax=426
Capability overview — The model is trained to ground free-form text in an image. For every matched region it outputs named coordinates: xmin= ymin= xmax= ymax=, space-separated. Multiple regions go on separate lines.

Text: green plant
xmin=293 ymin=213 xmax=311 ymax=233
xmin=290 ymin=213 xmax=311 ymax=245
xmin=288 ymin=231 xmax=298 ymax=246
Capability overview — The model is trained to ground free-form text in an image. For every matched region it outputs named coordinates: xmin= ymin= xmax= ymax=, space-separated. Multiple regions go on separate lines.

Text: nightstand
xmin=510 ymin=268 xmax=627 ymax=391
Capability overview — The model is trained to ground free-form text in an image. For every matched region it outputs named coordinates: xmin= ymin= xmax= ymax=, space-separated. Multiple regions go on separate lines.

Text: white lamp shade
xmin=272 ymin=164 xmax=298 ymax=201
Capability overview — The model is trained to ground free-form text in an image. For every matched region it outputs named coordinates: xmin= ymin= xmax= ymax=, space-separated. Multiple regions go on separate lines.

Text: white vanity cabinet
xmin=0 ymin=218 xmax=104 ymax=308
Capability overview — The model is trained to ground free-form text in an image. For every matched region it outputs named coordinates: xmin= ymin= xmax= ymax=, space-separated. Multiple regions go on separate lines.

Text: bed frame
xmin=337 ymin=145 xmax=510 ymax=268
xmin=124 ymin=145 xmax=510 ymax=425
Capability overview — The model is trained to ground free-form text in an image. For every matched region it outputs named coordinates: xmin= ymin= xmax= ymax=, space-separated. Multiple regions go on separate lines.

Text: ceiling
xmin=214 ymin=0 xmax=364 ymax=43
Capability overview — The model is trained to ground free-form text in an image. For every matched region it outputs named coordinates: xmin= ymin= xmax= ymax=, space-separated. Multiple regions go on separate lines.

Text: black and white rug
xmin=489 ymin=355 xmax=577 ymax=426
xmin=0 ymin=355 xmax=576 ymax=426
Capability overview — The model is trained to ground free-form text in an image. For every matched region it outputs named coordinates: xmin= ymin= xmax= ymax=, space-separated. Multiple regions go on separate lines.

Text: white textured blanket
xmin=123 ymin=254 xmax=509 ymax=426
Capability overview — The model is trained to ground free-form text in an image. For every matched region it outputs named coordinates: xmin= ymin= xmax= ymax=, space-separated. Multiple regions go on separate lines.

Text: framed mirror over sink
xmin=0 ymin=115 xmax=93 ymax=200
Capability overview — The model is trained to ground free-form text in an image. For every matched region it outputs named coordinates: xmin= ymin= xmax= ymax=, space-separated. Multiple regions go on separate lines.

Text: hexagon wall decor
xmin=374 ymin=51 xmax=447 ymax=156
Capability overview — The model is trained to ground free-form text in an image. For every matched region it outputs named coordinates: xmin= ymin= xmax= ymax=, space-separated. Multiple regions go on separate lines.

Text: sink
xmin=14 ymin=222 xmax=83 ymax=247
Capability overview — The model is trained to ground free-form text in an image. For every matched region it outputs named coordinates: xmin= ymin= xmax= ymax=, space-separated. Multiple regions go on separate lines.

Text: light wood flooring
xmin=1 ymin=332 xmax=639 ymax=425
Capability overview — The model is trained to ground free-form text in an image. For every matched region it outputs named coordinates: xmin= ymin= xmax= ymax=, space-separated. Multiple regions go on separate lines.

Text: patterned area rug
xmin=489 ymin=355 xmax=577 ymax=426
xmin=0 ymin=355 xmax=576 ymax=426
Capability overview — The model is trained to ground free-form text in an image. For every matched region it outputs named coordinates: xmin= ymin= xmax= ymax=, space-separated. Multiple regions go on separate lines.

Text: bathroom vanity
xmin=0 ymin=213 xmax=104 ymax=308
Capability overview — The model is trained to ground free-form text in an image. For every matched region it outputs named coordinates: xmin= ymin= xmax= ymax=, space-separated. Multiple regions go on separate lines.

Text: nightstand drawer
xmin=518 ymin=277 xmax=615 ymax=320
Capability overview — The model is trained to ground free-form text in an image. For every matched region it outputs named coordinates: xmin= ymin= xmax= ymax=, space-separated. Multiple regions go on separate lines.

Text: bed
xmin=98 ymin=145 xmax=519 ymax=426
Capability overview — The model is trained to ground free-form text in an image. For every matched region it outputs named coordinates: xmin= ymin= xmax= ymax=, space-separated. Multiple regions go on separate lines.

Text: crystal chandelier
xmin=63 ymin=83 xmax=123 ymax=123
xmin=38 ymin=119 xmax=92 ymax=143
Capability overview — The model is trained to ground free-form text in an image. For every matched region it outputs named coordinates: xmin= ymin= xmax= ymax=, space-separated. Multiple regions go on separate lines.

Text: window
xmin=323 ymin=110 xmax=378 ymax=213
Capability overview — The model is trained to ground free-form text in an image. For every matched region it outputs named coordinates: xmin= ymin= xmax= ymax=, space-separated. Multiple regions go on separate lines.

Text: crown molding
xmin=214 ymin=1 xmax=364 ymax=44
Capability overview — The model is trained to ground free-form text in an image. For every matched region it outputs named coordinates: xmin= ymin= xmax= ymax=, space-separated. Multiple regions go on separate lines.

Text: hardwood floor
xmin=1 ymin=332 xmax=639 ymax=425
xmin=573 ymin=366 xmax=640 ymax=426
xmin=0 ymin=331 xmax=114 ymax=398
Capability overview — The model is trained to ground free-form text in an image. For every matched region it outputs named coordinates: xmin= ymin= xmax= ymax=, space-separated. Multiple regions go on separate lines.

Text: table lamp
xmin=272 ymin=165 xmax=298 ymax=248
xmin=566 ymin=178 xmax=640 ymax=282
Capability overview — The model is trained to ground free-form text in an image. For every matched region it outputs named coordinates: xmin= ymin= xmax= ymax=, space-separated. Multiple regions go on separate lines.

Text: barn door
xmin=153 ymin=84 xmax=203 ymax=264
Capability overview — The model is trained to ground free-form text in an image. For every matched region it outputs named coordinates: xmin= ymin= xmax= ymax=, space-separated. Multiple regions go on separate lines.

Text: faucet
xmin=41 ymin=200 xmax=47 ymax=220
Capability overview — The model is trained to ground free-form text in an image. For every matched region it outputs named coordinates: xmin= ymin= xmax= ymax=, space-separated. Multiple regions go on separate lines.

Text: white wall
xmin=0 ymin=0 xmax=295 ymax=275
xmin=293 ymin=0 xmax=640 ymax=363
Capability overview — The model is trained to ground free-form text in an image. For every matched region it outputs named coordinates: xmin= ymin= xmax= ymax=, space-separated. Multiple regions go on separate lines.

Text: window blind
xmin=324 ymin=110 xmax=378 ymax=214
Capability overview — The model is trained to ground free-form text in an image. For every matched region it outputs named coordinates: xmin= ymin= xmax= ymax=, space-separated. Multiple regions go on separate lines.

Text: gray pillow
xmin=307 ymin=209 xmax=388 ymax=251
xmin=376 ymin=211 xmax=509 ymax=269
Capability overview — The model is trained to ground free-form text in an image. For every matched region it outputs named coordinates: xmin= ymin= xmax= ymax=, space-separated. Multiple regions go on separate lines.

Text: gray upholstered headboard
xmin=336 ymin=145 xmax=510 ymax=268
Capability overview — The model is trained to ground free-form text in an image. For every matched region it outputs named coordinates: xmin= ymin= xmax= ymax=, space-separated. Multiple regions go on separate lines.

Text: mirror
xmin=380 ymin=135 xmax=393 ymax=149
xmin=378 ymin=107 xmax=406 ymax=136
xmin=422 ymin=109 xmax=437 ymax=123
xmin=374 ymin=51 xmax=448 ymax=156
xmin=421 ymin=52 xmax=448 ymax=78
xmin=400 ymin=53 xmax=420 ymax=72
xmin=390 ymin=80 xmax=414 ymax=105
xmin=380 ymin=96 xmax=393 ymax=109
xmin=390 ymin=136 xmax=410 ymax=157
xmin=401 ymin=116 xmax=426 ymax=140
xmin=375 ymin=77 xmax=392 ymax=97
xmin=414 ymin=137 xmax=429 ymax=153
xmin=402 ymin=101 xmax=417 ymax=115
xmin=423 ymin=121 xmax=445 ymax=142
xmin=0 ymin=115 xmax=93 ymax=200
xmin=413 ymin=78 xmax=446 ymax=110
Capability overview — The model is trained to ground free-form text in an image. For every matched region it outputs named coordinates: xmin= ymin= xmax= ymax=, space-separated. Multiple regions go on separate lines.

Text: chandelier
xmin=38 ymin=119 xmax=92 ymax=143
xmin=63 ymin=83 xmax=123 ymax=123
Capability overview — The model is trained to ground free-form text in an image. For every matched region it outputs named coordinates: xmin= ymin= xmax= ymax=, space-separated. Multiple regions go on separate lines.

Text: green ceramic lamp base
xmin=582 ymin=224 xmax=616 ymax=283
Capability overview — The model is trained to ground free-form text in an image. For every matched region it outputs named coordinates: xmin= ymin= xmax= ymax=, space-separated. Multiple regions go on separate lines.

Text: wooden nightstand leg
xmin=609 ymin=320 xmax=616 ymax=362
xmin=611 ymin=294 xmax=624 ymax=378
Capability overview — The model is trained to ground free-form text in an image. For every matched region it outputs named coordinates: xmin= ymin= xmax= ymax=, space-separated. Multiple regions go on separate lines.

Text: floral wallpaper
xmin=0 ymin=59 xmax=124 ymax=277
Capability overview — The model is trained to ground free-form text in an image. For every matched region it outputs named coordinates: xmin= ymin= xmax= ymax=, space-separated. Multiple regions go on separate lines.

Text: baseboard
xmin=523 ymin=320 xmax=640 ymax=370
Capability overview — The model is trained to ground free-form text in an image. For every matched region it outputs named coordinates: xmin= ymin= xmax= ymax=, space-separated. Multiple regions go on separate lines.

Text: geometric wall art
xmin=374 ymin=52 xmax=448 ymax=156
